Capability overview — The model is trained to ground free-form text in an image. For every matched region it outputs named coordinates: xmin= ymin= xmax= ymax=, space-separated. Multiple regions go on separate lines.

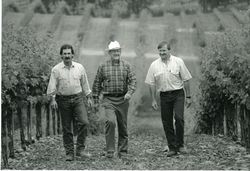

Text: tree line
xmin=199 ymin=0 xmax=250 ymax=12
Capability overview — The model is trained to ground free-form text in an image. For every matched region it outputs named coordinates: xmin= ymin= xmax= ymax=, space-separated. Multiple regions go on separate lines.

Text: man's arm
xmin=80 ymin=67 xmax=93 ymax=107
xmin=145 ymin=64 xmax=158 ymax=110
xmin=47 ymin=69 xmax=58 ymax=109
xmin=47 ymin=69 xmax=57 ymax=96
xmin=80 ymin=67 xmax=91 ymax=97
xmin=184 ymin=80 xmax=191 ymax=98
xmin=184 ymin=80 xmax=191 ymax=108
xmin=149 ymin=84 xmax=158 ymax=110
xmin=92 ymin=65 xmax=103 ymax=105
xmin=125 ymin=64 xmax=137 ymax=99
xmin=179 ymin=58 xmax=192 ymax=107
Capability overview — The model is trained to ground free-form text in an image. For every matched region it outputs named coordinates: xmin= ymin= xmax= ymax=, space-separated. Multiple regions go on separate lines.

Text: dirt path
xmin=6 ymin=133 xmax=250 ymax=170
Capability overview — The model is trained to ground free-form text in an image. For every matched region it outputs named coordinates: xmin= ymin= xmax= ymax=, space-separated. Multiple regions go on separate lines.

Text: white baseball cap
xmin=106 ymin=41 xmax=121 ymax=51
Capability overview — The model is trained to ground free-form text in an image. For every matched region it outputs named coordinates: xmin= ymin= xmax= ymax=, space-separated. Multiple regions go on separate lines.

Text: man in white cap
xmin=92 ymin=40 xmax=137 ymax=158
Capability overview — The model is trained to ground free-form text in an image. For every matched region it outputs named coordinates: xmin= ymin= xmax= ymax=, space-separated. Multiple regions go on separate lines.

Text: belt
xmin=160 ymin=89 xmax=183 ymax=94
xmin=103 ymin=93 xmax=126 ymax=97
xmin=57 ymin=92 xmax=83 ymax=98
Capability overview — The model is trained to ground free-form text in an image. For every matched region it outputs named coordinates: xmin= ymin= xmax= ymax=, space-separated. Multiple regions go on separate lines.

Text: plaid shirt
xmin=92 ymin=59 xmax=136 ymax=104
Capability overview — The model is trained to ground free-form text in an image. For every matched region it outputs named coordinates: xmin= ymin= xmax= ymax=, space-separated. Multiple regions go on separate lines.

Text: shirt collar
xmin=61 ymin=61 xmax=75 ymax=68
xmin=160 ymin=54 xmax=172 ymax=63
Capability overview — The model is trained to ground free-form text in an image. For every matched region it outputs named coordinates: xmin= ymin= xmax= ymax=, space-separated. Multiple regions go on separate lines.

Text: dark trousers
xmin=160 ymin=89 xmax=185 ymax=151
xmin=57 ymin=92 xmax=89 ymax=155
xmin=102 ymin=96 xmax=129 ymax=153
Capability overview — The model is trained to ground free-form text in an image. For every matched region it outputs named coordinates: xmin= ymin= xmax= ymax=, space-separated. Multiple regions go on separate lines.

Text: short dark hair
xmin=157 ymin=41 xmax=171 ymax=50
xmin=60 ymin=44 xmax=74 ymax=55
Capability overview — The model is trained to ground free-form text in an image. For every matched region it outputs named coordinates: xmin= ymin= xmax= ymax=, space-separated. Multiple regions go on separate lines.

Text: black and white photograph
xmin=1 ymin=0 xmax=250 ymax=170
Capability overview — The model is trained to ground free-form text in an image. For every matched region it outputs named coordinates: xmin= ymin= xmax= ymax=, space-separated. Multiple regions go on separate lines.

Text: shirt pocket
xmin=58 ymin=74 xmax=67 ymax=81
xmin=169 ymin=68 xmax=182 ymax=83
xmin=154 ymin=72 xmax=164 ymax=85
xmin=103 ymin=74 xmax=111 ymax=88
xmin=169 ymin=68 xmax=179 ymax=75
xmin=73 ymin=72 xmax=81 ymax=80
xmin=58 ymin=74 xmax=68 ymax=89
xmin=73 ymin=73 xmax=81 ymax=86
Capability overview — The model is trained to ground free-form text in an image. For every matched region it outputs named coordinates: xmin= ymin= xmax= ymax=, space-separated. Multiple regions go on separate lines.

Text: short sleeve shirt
xmin=145 ymin=55 xmax=192 ymax=92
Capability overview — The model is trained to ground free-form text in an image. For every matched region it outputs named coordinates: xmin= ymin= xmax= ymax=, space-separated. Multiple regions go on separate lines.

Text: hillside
xmin=2 ymin=9 xmax=243 ymax=134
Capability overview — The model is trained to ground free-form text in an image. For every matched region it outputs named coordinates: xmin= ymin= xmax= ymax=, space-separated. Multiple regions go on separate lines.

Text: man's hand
xmin=87 ymin=97 xmax=93 ymax=108
xmin=92 ymin=103 xmax=99 ymax=113
xmin=185 ymin=98 xmax=192 ymax=108
xmin=152 ymin=99 xmax=158 ymax=110
xmin=50 ymin=99 xmax=58 ymax=109
xmin=124 ymin=94 xmax=131 ymax=101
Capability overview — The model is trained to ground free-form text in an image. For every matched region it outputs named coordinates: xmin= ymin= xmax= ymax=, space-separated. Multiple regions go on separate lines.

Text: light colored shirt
xmin=47 ymin=61 xmax=91 ymax=96
xmin=145 ymin=55 xmax=192 ymax=92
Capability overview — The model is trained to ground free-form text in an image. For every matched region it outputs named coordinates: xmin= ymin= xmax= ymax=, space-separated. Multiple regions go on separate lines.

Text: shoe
xmin=178 ymin=146 xmax=188 ymax=154
xmin=65 ymin=154 xmax=74 ymax=161
xmin=106 ymin=152 xmax=114 ymax=158
xmin=76 ymin=150 xmax=92 ymax=157
xmin=162 ymin=145 xmax=169 ymax=152
xmin=166 ymin=150 xmax=177 ymax=157
xmin=118 ymin=152 xmax=128 ymax=159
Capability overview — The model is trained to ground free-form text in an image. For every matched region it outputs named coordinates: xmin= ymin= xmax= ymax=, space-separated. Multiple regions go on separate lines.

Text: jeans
xmin=160 ymin=89 xmax=185 ymax=151
xmin=57 ymin=92 xmax=89 ymax=155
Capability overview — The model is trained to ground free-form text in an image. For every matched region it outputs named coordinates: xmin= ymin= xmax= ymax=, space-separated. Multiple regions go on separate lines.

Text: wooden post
xmin=41 ymin=105 xmax=47 ymax=137
xmin=52 ymin=106 xmax=56 ymax=135
xmin=240 ymin=105 xmax=246 ymax=145
xmin=46 ymin=103 xmax=50 ymax=136
xmin=212 ymin=120 xmax=215 ymax=136
xmin=223 ymin=104 xmax=227 ymax=136
xmin=27 ymin=101 xmax=33 ymax=145
xmin=57 ymin=109 xmax=62 ymax=134
xmin=17 ymin=106 xmax=26 ymax=151
xmin=35 ymin=102 xmax=42 ymax=140
xmin=1 ymin=109 xmax=9 ymax=168
xmin=245 ymin=106 xmax=250 ymax=150
xmin=7 ymin=107 xmax=15 ymax=158
xmin=236 ymin=103 xmax=241 ymax=142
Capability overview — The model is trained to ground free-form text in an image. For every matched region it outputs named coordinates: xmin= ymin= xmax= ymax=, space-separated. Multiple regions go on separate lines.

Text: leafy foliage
xmin=199 ymin=0 xmax=250 ymax=12
xmin=2 ymin=24 xmax=59 ymax=108
xmin=197 ymin=24 xmax=250 ymax=132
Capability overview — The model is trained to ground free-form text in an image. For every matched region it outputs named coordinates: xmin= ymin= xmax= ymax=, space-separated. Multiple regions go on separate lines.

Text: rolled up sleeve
xmin=145 ymin=64 xmax=155 ymax=86
xmin=80 ymin=67 xmax=91 ymax=96
xmin=179 ymin=59 xmax=192 ymax=81
xmin=47 ymin=69 xmax=58 ymax=96
xmin=127 ymin=64 xmax=137 ymax=96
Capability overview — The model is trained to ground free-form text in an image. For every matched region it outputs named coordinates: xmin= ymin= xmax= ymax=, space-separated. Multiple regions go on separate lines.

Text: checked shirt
xmin=92 ymin=59 xmax=136 ymax=104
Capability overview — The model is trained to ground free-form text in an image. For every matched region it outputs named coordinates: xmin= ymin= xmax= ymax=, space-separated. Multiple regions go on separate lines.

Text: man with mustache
xmin=47 ymin=44 xmax=93 ymax=161
xmin=145 ymin=41 xmax=192 ymax=157
xmin=92 ymin=40 xmax=136 ymax=158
